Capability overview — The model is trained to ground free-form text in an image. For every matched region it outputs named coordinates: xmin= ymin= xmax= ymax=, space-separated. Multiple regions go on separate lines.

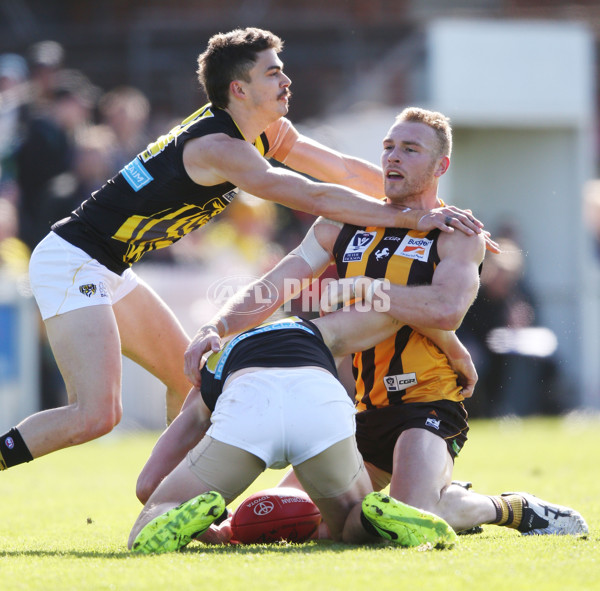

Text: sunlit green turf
xmin=1 ymin=415 xmax=598 ymax=591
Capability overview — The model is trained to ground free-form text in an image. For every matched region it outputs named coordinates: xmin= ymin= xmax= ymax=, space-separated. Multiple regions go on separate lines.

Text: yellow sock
xmin=488 ymin=495 xmax=524 ymax=528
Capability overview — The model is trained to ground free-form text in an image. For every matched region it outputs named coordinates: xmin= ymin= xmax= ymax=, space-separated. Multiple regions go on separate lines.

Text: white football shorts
xmin=206 ymin=367 xmax=356 ymax=469
xmin=29 ymin=232 xmax=139 ymax=320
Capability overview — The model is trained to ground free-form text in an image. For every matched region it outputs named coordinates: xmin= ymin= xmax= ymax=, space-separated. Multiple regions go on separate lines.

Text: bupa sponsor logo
xmin=425 ymin=417 xmax=441 ymax=430
xmin=394 ymin=236 xmax=434 ymax=262
xmin=342 ymin=231 xmax=377 ymax=263
xmin=383 ymin=372 xmax=417 ymax=392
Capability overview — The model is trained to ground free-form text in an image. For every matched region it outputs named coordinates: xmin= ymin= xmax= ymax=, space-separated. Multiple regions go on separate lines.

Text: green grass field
xmin=1 ymin=415 xmax=599 ymax=591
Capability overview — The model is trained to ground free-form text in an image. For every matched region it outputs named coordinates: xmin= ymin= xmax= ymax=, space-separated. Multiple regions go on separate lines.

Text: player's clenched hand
xmin=184 ymin=325 xmax=222 ymax=387
xmin=448 ymin=350 xmax=478 ymax=399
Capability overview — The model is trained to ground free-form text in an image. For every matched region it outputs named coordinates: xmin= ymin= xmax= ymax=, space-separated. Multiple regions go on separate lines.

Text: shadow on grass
xmin=0 ymin=540 xmax=385 ymax=559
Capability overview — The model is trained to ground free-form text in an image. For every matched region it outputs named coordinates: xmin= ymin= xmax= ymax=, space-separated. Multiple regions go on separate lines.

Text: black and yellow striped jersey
xmin=333 ymin=224 xmax=463 ymax=411
xmin=52 ymin=104 xmax=271 ymax=275
xmin=200 ymin=316 xmax=338 ymax=411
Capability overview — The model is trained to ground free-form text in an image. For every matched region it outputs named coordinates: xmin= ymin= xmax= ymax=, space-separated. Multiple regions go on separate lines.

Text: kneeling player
xmin=128 ymin=312 xmax=460 ymax=553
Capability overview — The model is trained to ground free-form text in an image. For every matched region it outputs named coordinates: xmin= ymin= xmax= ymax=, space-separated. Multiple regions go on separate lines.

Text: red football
xmin=231 ymin=487 xmax=321 ymax=544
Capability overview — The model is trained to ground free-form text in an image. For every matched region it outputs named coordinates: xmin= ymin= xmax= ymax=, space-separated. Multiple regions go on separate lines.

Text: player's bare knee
xmin=135 ymin=471 xmax=159 ymax=504
xmin=71 ymin=405 xmax=121 ymax=443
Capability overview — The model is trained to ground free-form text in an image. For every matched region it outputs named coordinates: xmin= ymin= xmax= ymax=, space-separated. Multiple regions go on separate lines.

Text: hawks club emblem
xmin=79 ymin=284 xmax=97 ymax=297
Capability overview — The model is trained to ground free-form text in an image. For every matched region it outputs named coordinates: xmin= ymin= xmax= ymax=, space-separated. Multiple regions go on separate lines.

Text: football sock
xmin=0 ymin=428 xmax=34 ymax=470
xmin=488 ymin=494 xmax=524 ymax=529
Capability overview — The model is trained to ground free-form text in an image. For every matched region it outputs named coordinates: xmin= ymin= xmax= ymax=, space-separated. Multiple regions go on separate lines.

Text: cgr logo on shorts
xmin=425 ymin=417 xmax=441 ymax=430
xmin=79 ymin=283 xmax=97 ymax=297
xmin=342 ymin=231 xmax=377 ymax=262
xmin=383 ymin=373 xmax=417 ymax=392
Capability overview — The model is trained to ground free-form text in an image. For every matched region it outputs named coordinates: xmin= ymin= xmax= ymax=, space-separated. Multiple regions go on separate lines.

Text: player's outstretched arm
xmin=314 ymin=307 xmax=476 ymax=397
xmin=135 ymin=388 xmax=211 ymax=504
xmin=263 ymin=117 xmax=385 ymax=197
xmin=354 ymin=230 xmax=485 ymax=331
xmin=184 ymin=218 xmax=340 ymax=387
xmin=314 ymin=307 xmax=401 ymax=358
xmin=184 ymin=253 xmax=314 ymax=387
xmin=186 ymin=133 xmax=484 ymax=234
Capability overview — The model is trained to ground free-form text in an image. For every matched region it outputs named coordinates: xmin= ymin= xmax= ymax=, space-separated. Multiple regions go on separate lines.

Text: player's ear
xmin=434 ymin=155 xmax=450 ymax=178
xmin=230 ymin=80 xmax=246 ymax=99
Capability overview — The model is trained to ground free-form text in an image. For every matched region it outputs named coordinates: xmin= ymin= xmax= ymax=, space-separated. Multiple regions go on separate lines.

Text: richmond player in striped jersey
xmin=190 ymin=107 xmax=588 ymax=537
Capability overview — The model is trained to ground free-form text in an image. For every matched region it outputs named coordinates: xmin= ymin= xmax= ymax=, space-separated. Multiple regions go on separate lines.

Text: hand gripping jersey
xmin=200 ymin=316 xmax=338 ymax=412
xmin=52 ymin=105 xmax=271 ymax=275
xmin=332 ymin=224 xmax=463 ymax=411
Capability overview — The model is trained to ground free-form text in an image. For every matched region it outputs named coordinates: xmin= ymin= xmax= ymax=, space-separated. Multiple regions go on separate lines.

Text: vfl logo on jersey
xmin=425 ymin=417 xmax=441 ymax=430
xmin=342 ymin=231 xmax=377 ymax=262
xmin=394 ymin=235 xmax=434 ymax=262
xmin=374 ymin=247 xmax=390 ymax=261
xmin=383 ymin=372 xmax=417 ymax=392
xmin=79 ymin=284 xmax=97 ymax=297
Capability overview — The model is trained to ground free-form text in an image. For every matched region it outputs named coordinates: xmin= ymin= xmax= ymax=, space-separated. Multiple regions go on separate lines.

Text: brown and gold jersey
xmin=333 ymin=224 xmax=463 ymax=411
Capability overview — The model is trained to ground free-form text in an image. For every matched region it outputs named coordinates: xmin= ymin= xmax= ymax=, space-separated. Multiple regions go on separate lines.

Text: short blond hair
xmin=396 ymin=107 xmax=452 ymax=158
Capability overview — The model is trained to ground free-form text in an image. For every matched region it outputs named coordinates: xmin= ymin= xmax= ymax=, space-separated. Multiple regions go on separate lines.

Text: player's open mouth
xmin=386 ymin=171 xmax=405 ymax=179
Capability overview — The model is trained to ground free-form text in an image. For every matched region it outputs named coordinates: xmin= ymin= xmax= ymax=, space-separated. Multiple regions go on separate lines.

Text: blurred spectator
xmin=0 ymin=197 xmax=29 ymax=276
xmin=458 ymin=237 xmax=560 ymax=417
xmin=16 ymin=68 xmax=98 ymax=251
xmin=72 ymin=124 xmax=119 ymax=204
xmin=26 ymin=40 xmax=65 ymax=116
xmin=14 ymin=67 xmax=99 ymax=412
xmin=98 ymin=85 xmax=151 ymax=172
xmin=0 ymin=53 xmax=29 ymax=206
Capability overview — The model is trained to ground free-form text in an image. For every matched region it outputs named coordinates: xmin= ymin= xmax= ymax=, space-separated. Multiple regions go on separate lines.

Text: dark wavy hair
xmin=197 ymin=28 xmax=283 ymax=109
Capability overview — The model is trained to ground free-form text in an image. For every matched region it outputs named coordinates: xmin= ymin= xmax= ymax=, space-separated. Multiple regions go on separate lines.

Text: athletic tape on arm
xmin=289 ymin=223 xmax=335 ymax=276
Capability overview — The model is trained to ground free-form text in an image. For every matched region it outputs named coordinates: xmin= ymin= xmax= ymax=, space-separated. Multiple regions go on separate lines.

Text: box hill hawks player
xmin=187 ymin=107 xmax=588 ymax=538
